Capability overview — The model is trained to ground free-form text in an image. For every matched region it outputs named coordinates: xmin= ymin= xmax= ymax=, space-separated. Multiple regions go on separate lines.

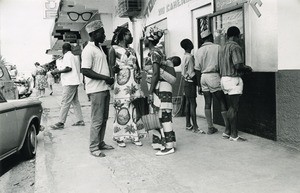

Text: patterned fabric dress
xmin=149 ymin=48 xmax=176 ymax=149
xmin=33 ymin=66 xmax=48 ymax=90
xmin=112 ymin=45 xmax=146 ymax=142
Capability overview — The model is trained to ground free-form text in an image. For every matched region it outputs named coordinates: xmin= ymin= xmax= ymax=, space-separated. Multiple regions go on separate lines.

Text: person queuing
xmin=81 ymin=20 xmax=115 ymax=157
xmin=46 ymin=68 xmax=55 ymax=95
xmin=180 ymin=38 xmax=204 ymax=134
xmin=144 ymin=27 xmax=176 ymax=156
xmin=219 ymin=26 xmax=252 ymax=141
xmin=50 ymin=43 xmax=85 ymax=130
xmin=108 ymin=26 xmax=145 ymax=148
xmin=194 ymin=30 xmax=230 ymax=135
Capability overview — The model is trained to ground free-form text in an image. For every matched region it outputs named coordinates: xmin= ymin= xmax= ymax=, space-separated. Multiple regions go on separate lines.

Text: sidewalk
xmin=35 ymin=84 xmax=300 ymax=193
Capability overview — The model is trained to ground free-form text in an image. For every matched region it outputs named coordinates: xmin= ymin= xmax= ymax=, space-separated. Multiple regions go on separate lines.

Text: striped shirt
xmin=219 ymin=41 xmax=244 ymax=77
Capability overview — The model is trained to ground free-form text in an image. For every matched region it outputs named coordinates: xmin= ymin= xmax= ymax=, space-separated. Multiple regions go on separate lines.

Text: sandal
xmin=133 ymin=140 xmax=143 ymax=146
xmin=90 ymin=150 xmax=106 ymax=157
xmin=222 ymin=133 xmax=230 ymax=139
xmin=72 ymin=121 xmax=85 ymax=126
xmin=229 ymin=136 xmax=247 ymax=142
xmin=194 ymin=128 xmax=206 ymax=134
xmin=207 ymin=127 xmax=218 ymax=135
xmin=117 ymin=140 xmax=126 ymax=147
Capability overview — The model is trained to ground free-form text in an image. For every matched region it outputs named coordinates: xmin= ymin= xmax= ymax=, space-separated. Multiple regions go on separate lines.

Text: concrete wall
xmin=276 ymin=70 xmax=300 ymax=149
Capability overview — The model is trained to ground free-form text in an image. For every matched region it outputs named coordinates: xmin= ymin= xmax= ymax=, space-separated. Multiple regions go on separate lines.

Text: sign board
xmin=63 ymin=32 xmax=78 ymax=43
xmin=214 ymin=0 xmax=246 ymax=11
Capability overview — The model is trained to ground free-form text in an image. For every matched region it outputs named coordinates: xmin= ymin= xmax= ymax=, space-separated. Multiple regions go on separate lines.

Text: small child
xmin=160 ymin=56 xmax=181 ymax=84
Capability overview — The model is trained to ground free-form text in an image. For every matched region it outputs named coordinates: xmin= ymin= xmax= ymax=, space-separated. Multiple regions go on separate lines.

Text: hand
xmin=105 ymin=77 xmax=115 ymax=85
xmin=112 ymin=65 xmax=120 ymax=74
xmin=198 ymin=87 xmax=203 ymax=95
xmin=51 ymin=69 xmax=59 ymax=75
xmin=148 ymin=94 xmax=153 ymax=104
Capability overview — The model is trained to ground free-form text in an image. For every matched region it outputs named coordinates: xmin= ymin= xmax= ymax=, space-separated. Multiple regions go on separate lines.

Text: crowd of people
xmin=38 ymin=19 xmax=252 ymax=157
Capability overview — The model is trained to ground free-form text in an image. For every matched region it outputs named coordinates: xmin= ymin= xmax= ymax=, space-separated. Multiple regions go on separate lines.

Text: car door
xmin=0 ymin=102 xmax=18 ymax=157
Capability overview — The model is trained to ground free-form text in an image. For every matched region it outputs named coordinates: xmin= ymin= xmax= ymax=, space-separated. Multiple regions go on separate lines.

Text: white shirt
xmin=61 ymin=51 xmax=81 ymax=86
xmin=81 ymin=41 xmax=110 ymax=94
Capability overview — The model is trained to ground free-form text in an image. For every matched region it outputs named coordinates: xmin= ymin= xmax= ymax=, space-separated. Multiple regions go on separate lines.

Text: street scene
xmin=1 ymin=0 xmax=300 ymax=193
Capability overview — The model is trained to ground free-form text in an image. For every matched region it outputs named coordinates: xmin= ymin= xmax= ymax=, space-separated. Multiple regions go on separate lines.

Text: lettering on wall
xmin=158 ymin=0 xmax=193 ymax=16
xmin=250 ymin=0 xmax=262 ymax=17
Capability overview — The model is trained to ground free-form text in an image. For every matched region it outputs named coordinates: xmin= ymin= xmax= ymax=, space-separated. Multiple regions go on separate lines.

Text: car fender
xmin=17 ymin=115 xmax=41 ymax=152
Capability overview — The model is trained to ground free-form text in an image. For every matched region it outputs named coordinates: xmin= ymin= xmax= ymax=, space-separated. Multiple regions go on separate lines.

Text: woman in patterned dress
xmin=32 ymin=62 xmax=47 ymax=98
xmin=144 ymin=27 xmax=176 ymax=156
xmin=109 ymin=27 xmax=145 ymax=147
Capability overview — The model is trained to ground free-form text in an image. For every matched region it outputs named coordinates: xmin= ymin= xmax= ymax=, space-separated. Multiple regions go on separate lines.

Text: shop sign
xmin=214 ymin=0 xmax=247 ymax=11
xmin=63 ymin=32 xmax=77 ymax=43
xmin=158 ymin=0 xmax=193 ymax=16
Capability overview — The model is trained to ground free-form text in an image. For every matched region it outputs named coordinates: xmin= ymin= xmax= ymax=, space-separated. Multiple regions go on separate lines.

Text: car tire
xmin=21 ymin=124 xmax=37 ymax=159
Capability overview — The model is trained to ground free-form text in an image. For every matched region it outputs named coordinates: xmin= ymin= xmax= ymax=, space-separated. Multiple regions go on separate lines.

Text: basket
xmin=141 ymin=113 xmax=162 ymax=131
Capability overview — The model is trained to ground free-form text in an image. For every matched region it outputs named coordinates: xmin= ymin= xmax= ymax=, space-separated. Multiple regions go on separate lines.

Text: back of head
xmin=35 ymin=62 xmax=40 ymax=66
xmin=171 ymin=56 xmax=181 ymax=67
xmin=227 ymin=26 xmax=240 ymax=38
xmin=180 ymin=39 xmax=194 ymax=50
xmin=62 ymin=43 xmax=72 ymax=52
xmin=112 ymin=26 xmax=130 ymax=45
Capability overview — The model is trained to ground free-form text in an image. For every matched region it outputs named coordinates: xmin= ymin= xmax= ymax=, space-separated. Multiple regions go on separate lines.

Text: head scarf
xmin=145 ymin=26 xmax=164 ymax=42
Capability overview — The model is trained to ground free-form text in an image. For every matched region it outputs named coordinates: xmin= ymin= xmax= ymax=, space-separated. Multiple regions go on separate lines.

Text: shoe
xmin=72 ymin=121 xmax=85 ymax=126
xmin=155 ymin=148 xmax=175 ymax=156
xmin=207 ymin=127 xmax=218 ymax=135
xmin=99 ymin=144 xmax=115 ymax=150
xmin=116 ymin=141 xmax=126 ymax=148
xmin=50 ymin=122 xmax=64 ymax=129
xmin=186 ymin=125 xmax=193 ymax=131
xmin=152 ymin=143 xmax=165 ymax=150
xmin=222 ymin=133 xmax=230 ymax=139
xmin=194 ymin=128 xmax=206 ymax=134
xmin=49 ymin=92 xmax=53 ymax=95
xmin=132 ymin=140 xmax=143 ymax=146
xmin=90 ymin=150 xmax=106 ymax=157
xmin=229 ymin=136 xmax=247 ymax=142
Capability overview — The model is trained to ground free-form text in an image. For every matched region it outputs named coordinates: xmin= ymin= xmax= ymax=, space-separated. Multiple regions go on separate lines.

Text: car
xmin=0 ymin=91 xmax=43 ymax=161
xmin=0 ymin=63 xmax=18 ymax=100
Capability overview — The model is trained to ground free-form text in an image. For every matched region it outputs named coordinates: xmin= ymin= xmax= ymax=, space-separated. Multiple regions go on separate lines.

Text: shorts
xmin=220 ymin=77 xmax=243 ymax=95
xmin=184 ymin=81 xmax=197 ymax=98
xmin=200 ymin=73 xmax=222 ymax=93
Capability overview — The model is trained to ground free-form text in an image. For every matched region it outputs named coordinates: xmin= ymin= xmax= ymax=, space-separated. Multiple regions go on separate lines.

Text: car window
xmin=0 ymin=91 xmax=7 ymax=103
xmin=0 ymin=67 xmax=4 ymax=78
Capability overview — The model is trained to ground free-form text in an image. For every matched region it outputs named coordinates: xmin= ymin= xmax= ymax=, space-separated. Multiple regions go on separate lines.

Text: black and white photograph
xmin=1 ymin=0 xmax=300 ymax=192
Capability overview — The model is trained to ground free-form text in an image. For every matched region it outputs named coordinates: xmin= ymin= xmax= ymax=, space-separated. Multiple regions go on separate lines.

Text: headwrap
xmin=145 ymin=26 xmax=164 ymax=42
xmin=85 ymin=20 xmax=103 ymax=34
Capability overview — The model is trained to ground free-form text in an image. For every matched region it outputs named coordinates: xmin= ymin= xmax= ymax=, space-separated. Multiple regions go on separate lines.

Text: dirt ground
xmin=0 ymin=154 xmax=35 ymax=193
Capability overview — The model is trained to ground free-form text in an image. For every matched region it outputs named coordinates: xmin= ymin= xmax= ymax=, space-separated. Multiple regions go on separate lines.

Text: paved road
xmin=35 ymin=84 xmax=300 ymax=193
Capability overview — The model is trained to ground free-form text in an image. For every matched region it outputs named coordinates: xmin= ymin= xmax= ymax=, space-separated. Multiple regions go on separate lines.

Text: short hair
xmin=227 ymin=26 xmax=240 ymax=38
xmin=180 ymin=39 xmax=194 ymax=50
xmin=62 ymin=43 xmax=72 ymax=51
xmin=170 ymin=56 xmax=181 ymax=67
xmin=34 ymin=62 xmax=40 ymax=66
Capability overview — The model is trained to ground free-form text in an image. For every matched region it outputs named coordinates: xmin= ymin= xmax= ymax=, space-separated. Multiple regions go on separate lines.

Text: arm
xmin=232 ymin=47 xmax=252 ymax=75
xmin=108 ymin=47 xmax=119 ymax=76
xmin=52 ymin=66 xmax=72 ymax=75
xmin=149 ymin=62 xmax=160 ymax=94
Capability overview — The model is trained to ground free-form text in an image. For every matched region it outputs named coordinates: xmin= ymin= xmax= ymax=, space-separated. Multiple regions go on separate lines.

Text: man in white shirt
xmin=81 ymin=20 xmax=114 ymax=157
xmin=50 ymin=43 xmax=85 ymax=129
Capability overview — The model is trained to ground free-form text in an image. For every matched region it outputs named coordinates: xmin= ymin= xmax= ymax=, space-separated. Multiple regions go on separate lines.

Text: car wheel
xmin=21 ymin=124 xmax=37 ymax=159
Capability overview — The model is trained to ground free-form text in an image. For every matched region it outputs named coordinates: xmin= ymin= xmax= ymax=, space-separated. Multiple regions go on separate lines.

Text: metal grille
xmin=118 ymin=0 xmax=142 ymax=17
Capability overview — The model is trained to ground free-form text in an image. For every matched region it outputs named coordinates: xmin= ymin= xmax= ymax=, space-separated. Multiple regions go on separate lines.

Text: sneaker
xmin=50 ymin=122 xmax=64 ymax=129
xmin=194 ymin=128 xmax=206 ymax=134
xmin=207 ymin=127 xmax=218 ymax=135
xmin=155 ymin=148 xmax=175 ymax=156
xmin=152 ymin=143 xmax=165 ymax=150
